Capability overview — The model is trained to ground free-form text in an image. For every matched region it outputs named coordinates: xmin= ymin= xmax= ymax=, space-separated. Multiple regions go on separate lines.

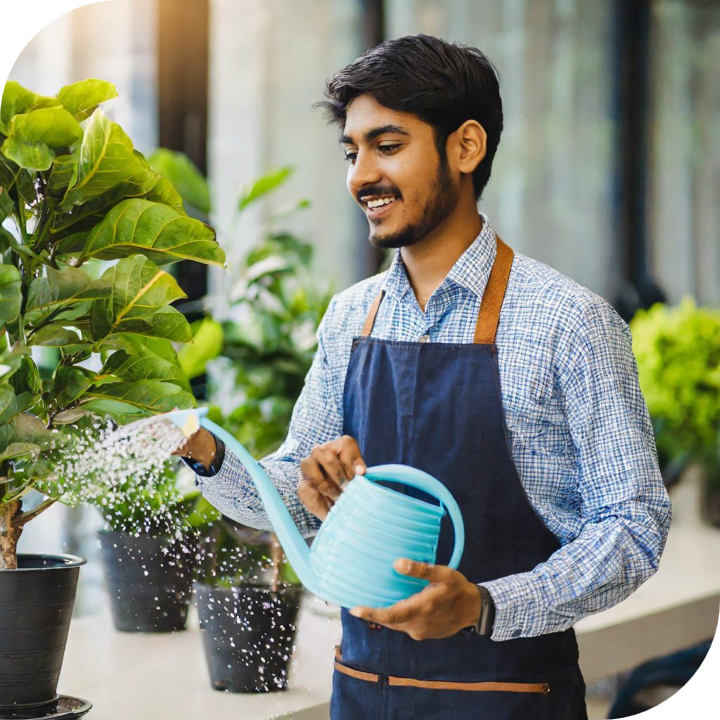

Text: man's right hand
xmin=298 ymin=436 xmax=366 ymax=521
xmin=171 ymin=427 xmax=217 ymax=470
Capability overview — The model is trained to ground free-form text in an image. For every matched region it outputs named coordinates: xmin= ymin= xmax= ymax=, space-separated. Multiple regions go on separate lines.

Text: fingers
xmin=299 ymin=436 xmax=366 ymax=498
xmin=350 ymin=602 xmax=411 ymax=626
xmin=333 ymin=435 xmax=367 ymax=479
xmin=300 ymin=454 xmax=342 ymax=501
xmin=393 ymin=559 xmax=453 ymax=583
xmin=297 ymin=477 xmax=333 ymax=521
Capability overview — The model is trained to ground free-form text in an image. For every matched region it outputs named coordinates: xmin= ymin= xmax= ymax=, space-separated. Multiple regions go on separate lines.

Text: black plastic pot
xmin=0 ymin=554 xmax=85 ymax=710
xmin=98 ymin=529 xmax=196 ymax=633
xmin=194 ymin=582 xmax=302 ymax=693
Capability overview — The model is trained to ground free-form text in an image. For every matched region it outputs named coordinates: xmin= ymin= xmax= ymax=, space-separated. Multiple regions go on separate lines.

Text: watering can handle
xmin=363 ymin=464 xmax=465 ymax=570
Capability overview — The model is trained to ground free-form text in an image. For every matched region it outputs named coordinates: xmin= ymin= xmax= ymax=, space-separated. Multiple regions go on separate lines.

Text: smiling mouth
xmin=364 ymin=196 xmax=399 ymax=219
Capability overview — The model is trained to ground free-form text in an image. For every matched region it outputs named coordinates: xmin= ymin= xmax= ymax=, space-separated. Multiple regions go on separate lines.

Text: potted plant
xmin=631 ymin=297 xmax=720 ymax=523
xmin=194 ymin=511 xmax=303 ymax=692
xmin=0 ymin=79 xmax=223 ymax=709
xmin=92 ymin=461 xmax=215 ymax=632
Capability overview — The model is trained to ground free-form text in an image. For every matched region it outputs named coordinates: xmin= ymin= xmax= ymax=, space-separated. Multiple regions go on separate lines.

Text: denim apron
xmin=330 ymin=237 xmax=588 ymax=719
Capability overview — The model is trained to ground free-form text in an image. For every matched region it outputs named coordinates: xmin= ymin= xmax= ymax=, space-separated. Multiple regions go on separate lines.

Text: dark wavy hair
xmin=314 ymin=34 xmax=503 ymax=200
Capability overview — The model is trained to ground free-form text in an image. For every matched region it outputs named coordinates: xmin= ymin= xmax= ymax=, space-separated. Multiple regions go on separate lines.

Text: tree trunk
xmin=0 ymin=500 xmax=22 ymax=570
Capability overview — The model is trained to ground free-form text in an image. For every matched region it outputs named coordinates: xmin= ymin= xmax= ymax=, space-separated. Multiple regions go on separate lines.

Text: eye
xmin=343 ymin=144 xmax=402 ymax=164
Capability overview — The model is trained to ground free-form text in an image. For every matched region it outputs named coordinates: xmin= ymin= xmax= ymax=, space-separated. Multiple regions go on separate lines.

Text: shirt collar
xmin=382 ymin=213 xmax=497 ymax=303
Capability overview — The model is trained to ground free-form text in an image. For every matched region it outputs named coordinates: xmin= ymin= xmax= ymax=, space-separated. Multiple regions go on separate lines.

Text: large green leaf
xmin=0 ymin=153 xmax=20 ymax=223
xmin=107 ymin=334 xmax=183 ymax=368
xmin=77 ymin=198 xmax=223 ymax=266
xmin=26 ymin=266 xmax=109 ymax=327
xmin=147 ymin=148 xmax=211 ymax=214
xmin=99 ymin=349 xmax=191 ymax=392
xmin=0 ymin=384 xmax=31 ymax=424
xmin=61 ymin=109 xmax=144 ymax=210
xmin=0 ymin=154 xmax=19 ymax=189
xmin=0 ymin=184 xmax=13 ymax=222
xmin=0 ymin=442 xmax=40 ymax=463
xmin=238 ymin=166 xmax=293 ymax=211
xmin=47 ymin=153 xmax=77 ymax=194
xmin=0 ymin=80 xmax=61 ymax=134
xmin=28 ymin=325 xmax=83 ymax=347
xmin=0 ymin=264 xmax=21 ymax=325
xmin=118 ymin=150 xmax=158 ymax=198
xmin=80 ymin=379 xmax=194 ymax=415
xmin=57 ymin=79 xmax=118 ymax=121
xmin=141 ymin=173 xmax=185 ymax=211
xmin=10 ymin=354 xmax=42 ymax=397
xmin=54 ymin=365 xmax=95 ymax=407
xmin=9 ymin=107 xmax=83 ymax=148
xmin=1 ymin=136 xmax=53 ymax=171
xmin=0 ymin=412 xmax=53 ymax=455
xmin=49 ymin=151 xmax=157 ymax=237
xmin=51 ymin=183 xmax=128 ymax=237
xmin=89 ymin=255 xmax=191 ymax=342
xmin=111 ymin=307 xmax=192 ymax=342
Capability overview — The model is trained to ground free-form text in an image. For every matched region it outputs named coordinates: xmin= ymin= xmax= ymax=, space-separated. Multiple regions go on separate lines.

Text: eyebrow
xmin=339 ymin=124 xmax=411 ymax=145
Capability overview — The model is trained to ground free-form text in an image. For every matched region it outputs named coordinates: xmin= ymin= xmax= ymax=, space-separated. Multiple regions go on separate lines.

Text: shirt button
xmin=419 ymin=333 xmax=430 ymax=343
xmin=511 ymin=629 xmax=522 ymax=638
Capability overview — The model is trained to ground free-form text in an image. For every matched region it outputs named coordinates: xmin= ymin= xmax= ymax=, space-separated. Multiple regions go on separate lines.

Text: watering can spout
xmin=163 ymin=407 xmax=319 ymax=596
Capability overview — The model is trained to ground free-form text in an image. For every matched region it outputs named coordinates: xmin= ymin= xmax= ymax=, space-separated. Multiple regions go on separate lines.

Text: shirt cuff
xmin=481 ymin=574 xmax=547 ymax=642
xmin=180 ymin=434 xmax=225 ymax=478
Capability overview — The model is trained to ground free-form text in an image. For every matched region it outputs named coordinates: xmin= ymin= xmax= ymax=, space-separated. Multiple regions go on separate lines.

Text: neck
xmin=401 ymin=207 xmax=483 ymax=311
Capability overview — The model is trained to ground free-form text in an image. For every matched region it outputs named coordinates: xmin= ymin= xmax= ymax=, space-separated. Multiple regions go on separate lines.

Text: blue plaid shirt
xmin=197 ymin=214 xmax=672 ymax=642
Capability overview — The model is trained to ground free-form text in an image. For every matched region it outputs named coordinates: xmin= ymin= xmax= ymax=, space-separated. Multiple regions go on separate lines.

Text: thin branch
xmin=16 ymin=497 xmax=57 ymax=527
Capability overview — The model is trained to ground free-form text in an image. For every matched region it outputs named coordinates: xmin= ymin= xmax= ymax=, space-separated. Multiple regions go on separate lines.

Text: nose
xmin=347 ymin=149 xmax=382 ymax=198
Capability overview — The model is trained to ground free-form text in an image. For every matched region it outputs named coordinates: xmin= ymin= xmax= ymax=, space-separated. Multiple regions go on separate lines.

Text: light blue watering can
xmin=166 ymin=407 xmax=464 ymax=609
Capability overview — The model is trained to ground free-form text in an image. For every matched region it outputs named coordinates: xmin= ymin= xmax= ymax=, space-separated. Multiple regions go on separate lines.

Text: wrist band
xmin=184 ymin=435 xmax=225 ymax=476
xmin=472 ymin=585 xmax=495 ymax=637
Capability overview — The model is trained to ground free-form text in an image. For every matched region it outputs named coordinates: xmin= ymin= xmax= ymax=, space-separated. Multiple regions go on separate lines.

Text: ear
xmin=451 ymin=120 xmax=487 ymax=175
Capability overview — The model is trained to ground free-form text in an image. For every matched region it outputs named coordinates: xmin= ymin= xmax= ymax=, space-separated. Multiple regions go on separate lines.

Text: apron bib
xmin=331 ymin=237 xmax=588 ymax=719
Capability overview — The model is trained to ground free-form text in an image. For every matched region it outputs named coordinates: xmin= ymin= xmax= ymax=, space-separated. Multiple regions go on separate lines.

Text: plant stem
xmin=271 ymin=533 xmax=283 ymax=592
xmin=0 ymin=500 xmax=22 ymax=570
xmin=16 ymin=497 xmax=56 ymax=527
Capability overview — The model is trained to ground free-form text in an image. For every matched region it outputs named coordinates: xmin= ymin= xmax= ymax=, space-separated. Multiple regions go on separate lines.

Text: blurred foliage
xmin=162 ymin=158 xmax=330 ymax=587
xmin=177 ymin=164 xmax=332 ymax=458
xmin=631 ymin=297 xmax=720 ymax=473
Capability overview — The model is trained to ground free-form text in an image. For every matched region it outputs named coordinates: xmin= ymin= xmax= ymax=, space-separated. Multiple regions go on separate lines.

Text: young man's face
xmin=341 ymin=94 xmax=460 ymax=249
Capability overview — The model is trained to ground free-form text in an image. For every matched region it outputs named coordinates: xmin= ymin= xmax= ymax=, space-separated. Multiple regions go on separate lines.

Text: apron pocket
xmin=388 ymin=682 xmax=553 ymax=720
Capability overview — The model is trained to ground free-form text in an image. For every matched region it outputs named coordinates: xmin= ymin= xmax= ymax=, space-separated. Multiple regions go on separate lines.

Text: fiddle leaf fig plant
xmin=0 ymin=79 xmax=225 ymax=569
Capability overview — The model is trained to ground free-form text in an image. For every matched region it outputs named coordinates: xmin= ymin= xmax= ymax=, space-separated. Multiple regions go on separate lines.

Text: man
xmin=178 ymin=34 xmax=671 ymax=720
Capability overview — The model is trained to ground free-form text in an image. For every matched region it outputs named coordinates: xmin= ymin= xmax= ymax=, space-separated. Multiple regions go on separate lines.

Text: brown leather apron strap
xmin=362 ymin=234 xmax=513 ymax=344
xmin=361 ymin=290 xmax=386 ymax=337
xmin=333 ymin=647 xmax=550 ymax=694
xmin=474 ymin=235 xmax=514 ymax=345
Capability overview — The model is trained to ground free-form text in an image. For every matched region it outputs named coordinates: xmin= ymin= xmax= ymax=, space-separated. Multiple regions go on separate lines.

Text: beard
xmin=368 ymin=151 xmax=458 ymax=250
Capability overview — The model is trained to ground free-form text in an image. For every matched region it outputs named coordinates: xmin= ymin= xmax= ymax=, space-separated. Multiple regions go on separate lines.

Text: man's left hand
xmin=349 ymin=559 xmax=482 ymax=640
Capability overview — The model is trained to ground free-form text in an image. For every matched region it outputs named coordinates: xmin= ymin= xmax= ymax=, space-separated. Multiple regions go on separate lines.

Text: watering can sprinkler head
xmin=163 ymin=407 xmax=210 ymax=438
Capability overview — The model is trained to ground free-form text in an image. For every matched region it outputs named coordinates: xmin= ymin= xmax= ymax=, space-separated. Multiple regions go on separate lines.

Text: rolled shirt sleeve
xmin=193 ymin=299 xmax=343 ymax=539
xmin=482 ymin=295 xmax=672 ymax=642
